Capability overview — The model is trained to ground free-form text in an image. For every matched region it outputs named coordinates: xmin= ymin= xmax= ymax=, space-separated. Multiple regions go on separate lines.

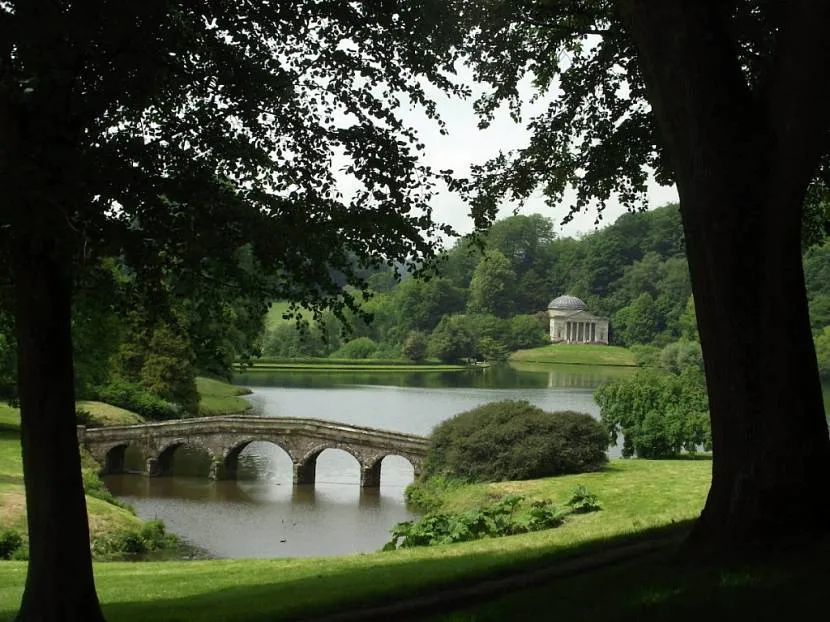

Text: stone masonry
xmin=78 ymin=416 xmax=429 ymax=488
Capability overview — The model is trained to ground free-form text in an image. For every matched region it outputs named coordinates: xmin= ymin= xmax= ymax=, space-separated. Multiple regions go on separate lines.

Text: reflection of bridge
xmin=78 ymin=416 xmax=428 ymax=488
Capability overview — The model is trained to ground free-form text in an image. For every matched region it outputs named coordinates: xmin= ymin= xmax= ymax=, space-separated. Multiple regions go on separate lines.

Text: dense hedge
xmin=424 ymin=400 xmax=608 ymax=482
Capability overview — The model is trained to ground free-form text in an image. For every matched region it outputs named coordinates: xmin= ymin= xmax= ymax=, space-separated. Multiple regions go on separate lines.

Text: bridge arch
xmin=295 ymin=443 xmax=364 ymax=486
xmin=100 ymin=442 xmax=145 ymax=476
xmin=222 ymin=437 xmax=295 ymax=481
xmin=362 ymin=453 xmax=422 ymax=488
xmin=153 ymin=439 xmax=216 ymax=477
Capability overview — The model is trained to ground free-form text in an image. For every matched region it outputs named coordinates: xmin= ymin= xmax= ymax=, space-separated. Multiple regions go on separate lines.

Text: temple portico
xmin=547 ymin=295 xmax=609 ymax=344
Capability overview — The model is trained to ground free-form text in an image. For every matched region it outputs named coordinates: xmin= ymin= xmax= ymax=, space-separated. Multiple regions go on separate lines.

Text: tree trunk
xmin=14 ymin=242 xmax=105 ymax=621
xmin=682 ymin=169 xmax=830 ymax=549
xmin=618 ymin=0 xmax=830 ymax=551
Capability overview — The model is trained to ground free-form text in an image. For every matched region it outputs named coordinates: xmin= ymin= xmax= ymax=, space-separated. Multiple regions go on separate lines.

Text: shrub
xmin=567 ymin=485 xmax=601 ymax=514
xmin=402 ymin=331 xmax=428 ymax=362
xmin=329 ymin=337 xmax=379 ymax=359
xmin=424 ymin=400 xmax=608 ymax=482
xmin=91 ymin=520 xmax=177 ymax=559
xmin=0 ymin=529 xmax=23 ymax=560
xmin=527 ymin=500 xmax=567 ymax=530
xmin=94 ymin=379 xmax=179 ymax=420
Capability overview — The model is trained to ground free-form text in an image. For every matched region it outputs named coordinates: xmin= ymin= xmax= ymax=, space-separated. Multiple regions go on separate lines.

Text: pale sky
xmin=384 ymin=72 xmax=679 ymax=240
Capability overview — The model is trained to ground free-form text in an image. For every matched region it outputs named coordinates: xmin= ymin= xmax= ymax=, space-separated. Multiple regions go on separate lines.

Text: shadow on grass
xmin=429 ymin=539 xmax=830 ymax=622
xmin=0 ymin=523 xmax=694 ymax=622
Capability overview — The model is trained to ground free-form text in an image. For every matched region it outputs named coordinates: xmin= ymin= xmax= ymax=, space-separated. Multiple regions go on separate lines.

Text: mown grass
xmin=509 ymin=343 xmax=636 ymax=367
xmin=196 ymin=376 xmax=252 ymax=416
xmin=76 ymin=401 xmax=145 ymax=427
xmin=0 ymin=459 xmax=711 ymax=621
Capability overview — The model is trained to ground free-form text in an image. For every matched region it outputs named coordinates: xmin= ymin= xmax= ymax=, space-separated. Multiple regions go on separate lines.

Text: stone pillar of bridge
xmin=209 ymin=458 xmax=233 ymax=481
xmin=293 ymin=460 xmax=316 ymax=486
xmin=146 ymin=457 xmax=161 ymax=477
xmin=360 ymin=462 xmax=382 ymax=488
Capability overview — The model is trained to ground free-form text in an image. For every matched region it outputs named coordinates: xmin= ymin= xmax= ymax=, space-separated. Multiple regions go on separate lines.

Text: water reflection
xmin=235 ymin=362 xmax=633 ymax=391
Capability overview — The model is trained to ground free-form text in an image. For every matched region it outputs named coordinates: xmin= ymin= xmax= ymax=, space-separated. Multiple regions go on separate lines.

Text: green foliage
xmin=329 ymin=337 xmax=379 ymax=360
xmin=94 ymin=380 xmax=179 ymax=421
xmin=814 ymin=327 xmax=830 ymax=381
xmin=138 ymin=325 xmax=200 ymax=415
xmin=396 ymin=278 xmax=466 ymax=333
xmin=402 ymin=331 xmax=429 ymax=362
xmin=526 ymin=500 xmax=567 ymax=531
xmin=386 ymin=487 xmax=597 ymax=550
xmin=91 ymin=520 xmax=177 ymax=560
xmin=658 ymin=341 xmax=703 ymax=376
xmin=509 ymin=314 xmax=548 ymax=350
xmin=567 ymin=485 xmax=601 ymax=514
xmin=467 ymin=250 xmax=517 ymax=318
xmin=385 ymin=495 xmax=527 ymax=550
xmin=404 ymin=475 xmax=466 ymax=513
xmin=425 ymin=401 xmax=608 ymax=482
xmin=0 ymin=529 xmax=23 ymax=560
xmin=679 ymin=296 xmax=699 ymax=342
xmin=428 ymin=315 xmax=476 ymax=362
xmin=595 ymin=368 xmax=711 ymax=459
xmin=615 ymin=293 xmax=662 ymax=345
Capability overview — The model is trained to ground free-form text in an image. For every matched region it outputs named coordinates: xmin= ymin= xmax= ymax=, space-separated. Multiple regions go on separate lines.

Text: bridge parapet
xmin=82 ymin=416 xmax=429 ymax=488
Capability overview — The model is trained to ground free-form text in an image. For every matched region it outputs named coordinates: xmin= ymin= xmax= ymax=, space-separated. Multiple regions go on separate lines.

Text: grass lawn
xmin=0 ymin=458 xmax=711 ymax=621
xmin=196 ymin=376 xmax=252 ymax=416
xmin=510 ymin=343 xmax=636 ymax=367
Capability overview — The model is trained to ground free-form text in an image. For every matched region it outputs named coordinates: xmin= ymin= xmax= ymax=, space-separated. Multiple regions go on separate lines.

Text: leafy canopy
xmin=2 ymin=2 xmax=467 ymax=317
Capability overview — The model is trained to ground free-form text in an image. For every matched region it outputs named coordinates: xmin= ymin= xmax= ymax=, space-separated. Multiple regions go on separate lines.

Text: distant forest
xmin=264 ymin=204 xmax=692 ymax=361
xmin=263 ymin=203 xmax=830 ymax=365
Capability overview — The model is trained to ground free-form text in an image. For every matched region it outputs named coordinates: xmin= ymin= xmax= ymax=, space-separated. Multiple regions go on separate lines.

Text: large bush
xmin=329 ymin=337 xmax=379 ymax=359
xmin=424 ymin=400 xmax=608 ymax=482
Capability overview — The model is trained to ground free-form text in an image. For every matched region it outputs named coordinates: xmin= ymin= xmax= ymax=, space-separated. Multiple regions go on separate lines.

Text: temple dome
xmin=548 ymin=295 xmax=586 ymax=311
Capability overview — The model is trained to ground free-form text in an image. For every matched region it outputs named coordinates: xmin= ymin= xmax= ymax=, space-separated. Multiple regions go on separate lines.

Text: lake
xmin=103 ymin=363 xmax=634 ymax=559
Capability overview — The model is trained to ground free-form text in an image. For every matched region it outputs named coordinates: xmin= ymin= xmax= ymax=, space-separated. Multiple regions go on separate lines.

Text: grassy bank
xmin=509 ymin=343 xmax=636 ymax=367
xmin=0 ymin=404 xmax=143 ymax=548
xmin=245 ymin=361 xmax=470 ymax=372
xmin=0 ymin=460 xmax=710 ymax=620
xmin=196 ymin=377 xmax=252 ymax=416
xmin=77 ymin=401 xmax=145 ymax=426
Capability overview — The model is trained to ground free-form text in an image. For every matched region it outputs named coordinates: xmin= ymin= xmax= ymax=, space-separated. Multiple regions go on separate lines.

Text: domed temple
xmin=547 ymin=295 xmax=609 ymax=344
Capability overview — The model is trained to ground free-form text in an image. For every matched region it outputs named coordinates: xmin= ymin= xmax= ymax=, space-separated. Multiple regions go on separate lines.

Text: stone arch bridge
xmin=78 ymin=416 xmax=429 ymax=488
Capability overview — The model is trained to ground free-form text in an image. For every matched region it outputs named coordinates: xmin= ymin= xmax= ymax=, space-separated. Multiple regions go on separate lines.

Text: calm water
xmin=104 ymin=363 xmax=633 ymax=559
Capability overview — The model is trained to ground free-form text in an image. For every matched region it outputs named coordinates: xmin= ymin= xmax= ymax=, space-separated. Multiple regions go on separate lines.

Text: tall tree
xmin=460 ymin=1 xmax=830 ymax=549
xmin=467 ymin=250 xmax=517 ymax=317
xmin=0 ymin=3 xmax=461 ymax=618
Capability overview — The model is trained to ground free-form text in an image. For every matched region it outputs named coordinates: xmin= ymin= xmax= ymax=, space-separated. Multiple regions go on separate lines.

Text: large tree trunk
xmin=681 ymin=166 xmax=830 ymax=548
xmin=14 ymin=241 xmax=105 ymax=621
xmin=619 ymin=0 xmax=830 ymax=549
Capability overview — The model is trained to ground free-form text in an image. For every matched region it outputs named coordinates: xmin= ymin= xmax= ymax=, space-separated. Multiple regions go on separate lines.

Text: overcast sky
xmin=381 ymin=73 xmax=679 ymax=240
